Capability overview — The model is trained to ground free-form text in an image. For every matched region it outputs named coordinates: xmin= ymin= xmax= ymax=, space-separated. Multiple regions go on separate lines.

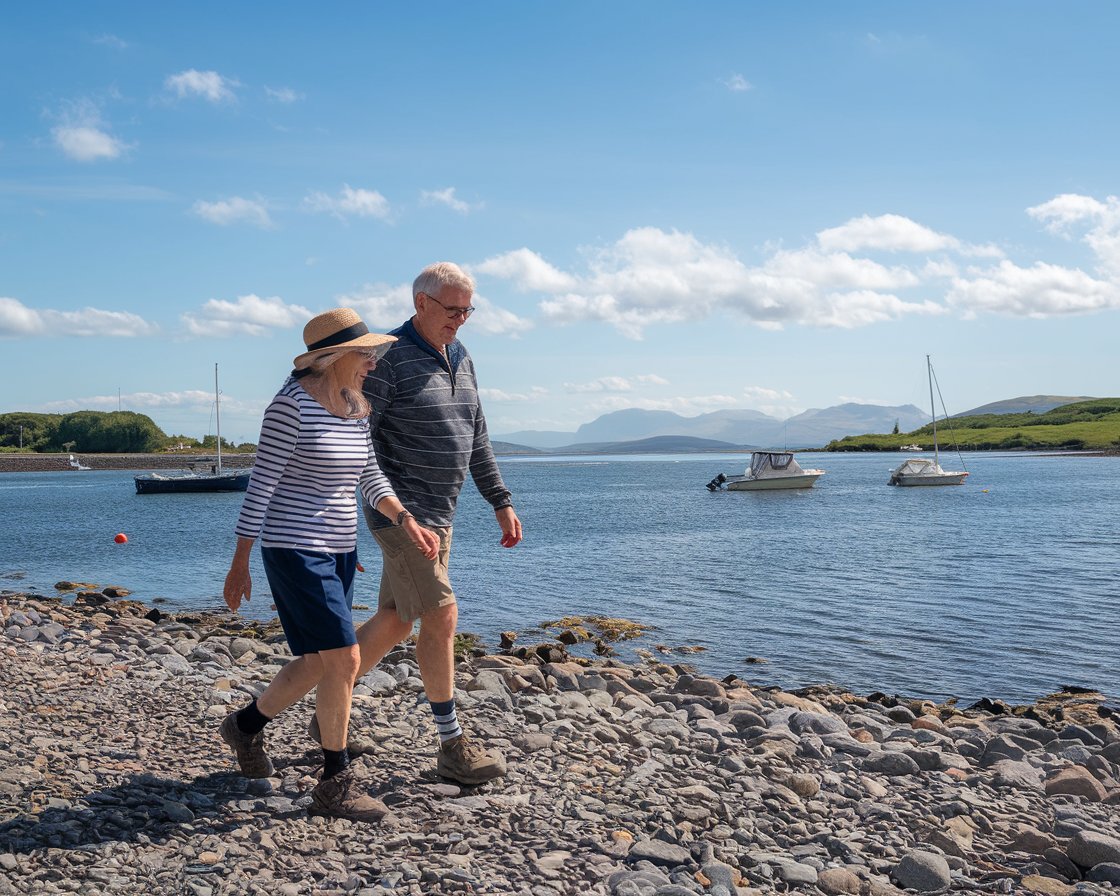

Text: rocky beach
xmin=2 ymin=590 xmax=1119 ymax=896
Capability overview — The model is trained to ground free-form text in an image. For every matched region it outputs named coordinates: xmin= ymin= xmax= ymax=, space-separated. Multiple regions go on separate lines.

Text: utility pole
xmin=19 ymin=425 xmax=23 ymax=450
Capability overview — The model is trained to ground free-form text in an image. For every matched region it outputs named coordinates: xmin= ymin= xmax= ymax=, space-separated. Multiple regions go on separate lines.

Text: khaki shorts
xmin=372 ymin=525 xmax=455 ymax=623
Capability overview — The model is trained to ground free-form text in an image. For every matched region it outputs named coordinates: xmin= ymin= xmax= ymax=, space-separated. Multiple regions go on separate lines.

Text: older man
xmin=347 ymin=261 xmax=522 ymax=784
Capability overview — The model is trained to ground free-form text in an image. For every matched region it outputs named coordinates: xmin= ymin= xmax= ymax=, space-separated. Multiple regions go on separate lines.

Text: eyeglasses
xmin=422 ymin=293 xmax=475 ymax=320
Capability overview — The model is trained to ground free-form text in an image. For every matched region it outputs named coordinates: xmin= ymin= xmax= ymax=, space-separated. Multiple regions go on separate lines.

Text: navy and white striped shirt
xmin=362 ymin=319 xmax=512 ymax=530
xmin=235 ymin=377 xmax=397 ymax=552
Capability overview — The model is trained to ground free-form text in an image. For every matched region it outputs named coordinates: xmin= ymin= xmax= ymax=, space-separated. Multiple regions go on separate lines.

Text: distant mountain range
xmin=493 ymin=396 xmax=1096 ymax=454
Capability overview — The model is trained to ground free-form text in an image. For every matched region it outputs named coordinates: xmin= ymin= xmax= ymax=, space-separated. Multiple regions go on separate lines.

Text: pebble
xmin=1 ymin=592 xmax=1118 ymax=896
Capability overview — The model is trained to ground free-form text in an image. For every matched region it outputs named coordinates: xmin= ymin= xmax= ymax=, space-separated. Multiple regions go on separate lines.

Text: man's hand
xmin=404 ymin=518 xmax=442 ymax=560
xmin=496 ymin=505 xmax=522 ymax=548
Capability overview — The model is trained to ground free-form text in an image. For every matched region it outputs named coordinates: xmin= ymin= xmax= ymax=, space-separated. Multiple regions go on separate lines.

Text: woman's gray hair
xmin=413 ymin=262 xmax=475 ymax=301
xmin=305 ymin=351 xmax=371 ymax=419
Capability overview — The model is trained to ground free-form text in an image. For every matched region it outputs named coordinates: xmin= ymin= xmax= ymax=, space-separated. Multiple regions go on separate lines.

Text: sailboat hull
xmin=135 ymin=470 xmax=251 ymax=494
xmin=889 ymin=470 xmax=969 ymax=487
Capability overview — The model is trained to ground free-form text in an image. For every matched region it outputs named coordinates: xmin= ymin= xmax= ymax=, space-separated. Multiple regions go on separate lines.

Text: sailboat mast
xmin=927 ymin=354 xmax=938 ymax=466
xmin=214 ymin=363 xmax=222 ymax=475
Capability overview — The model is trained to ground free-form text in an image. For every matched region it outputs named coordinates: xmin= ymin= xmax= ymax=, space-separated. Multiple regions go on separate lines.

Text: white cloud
xmin=947 ymin=260 xmax=1117 ymax=318
xmin=0 ymin=297 xmax=156 ymax=337
xmin=530 ymin=228 xmax=937 ymax=337
xmin=44 ymin=390 xmax=211 ymax=412
xmin=818 ymin=213 xmax=961 ymax=253
xmin=1027 ymin=193 xmax=1120 ymax=279
xmin=722 ymin=74 xmax=752 ymax=92
xmin=487 ymin=194 xmax=1120 ymax=335
xmin=53 ymin=126 xmax=126 ymax=162
xmin=340 ymin=284 xmax=414 ymax=329
xmin=469 ymin=295 xmax=534 ymax=337
xmin=743 ymin=386 xmax=795 ymax=403
xmin=588 ymin=394 xmax=742 ymax=414
xmin=304 ymin=185 xmax=391 ymax=220
xmin=91 ymin=33 xmax=128 ymax=49
xmin=50 ymin=100 xmax=128 ymax=162
xmin=165 ymin=69 xmax=238 ymax=103
xmin=564 ymin=374 xmax=668 ymax=394
xmin=565 ymin=376 xmax=635 ymax=394
xmin=0 ymin=297 xmax=45 ymax=335
xmin=341 ymin=284 xmax=531 ymax=337
xmin=43 ymin=308 xmax=158 ymax=337
xmin=264 ymin=86 xmax=302 ymax=103
xmin=479 ymin=387 xmax=547 ymax=402
xmin=476 ymin=248 xmax=578 ymax=293
xmin=420 ymin=187 xmax=480 ymax=214
xmin=192 ymin=196 xmax=273 ymax=228
xmin=182 ymin=294 xmax=312 ymax=337
xmin=1027 ymin=194 xmax=1114 ymax=234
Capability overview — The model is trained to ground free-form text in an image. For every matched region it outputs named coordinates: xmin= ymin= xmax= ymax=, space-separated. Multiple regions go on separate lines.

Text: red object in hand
xmin=356 ymin=562 xmax=365 ymax=572
xmin=500 ymin=533 xmax=517 ymax=548
xmin=114 ymin=533 xmax=128 ymax=544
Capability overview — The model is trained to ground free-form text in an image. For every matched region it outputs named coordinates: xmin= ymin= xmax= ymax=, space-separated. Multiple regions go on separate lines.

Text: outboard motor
xmin=705 ymin=473 xmax=727 ymax=492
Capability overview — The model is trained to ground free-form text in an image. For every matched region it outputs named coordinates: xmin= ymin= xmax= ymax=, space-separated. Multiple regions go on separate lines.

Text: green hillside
xmin=826 ymin=399 xmax=1120 ymax=452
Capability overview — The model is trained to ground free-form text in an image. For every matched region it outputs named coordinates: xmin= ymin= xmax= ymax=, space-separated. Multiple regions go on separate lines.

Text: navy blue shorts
xmin=261 ymin=547 xmax=359 ymax=656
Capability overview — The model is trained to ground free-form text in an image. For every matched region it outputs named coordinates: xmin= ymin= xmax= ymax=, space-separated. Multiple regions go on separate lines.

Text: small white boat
xmin=68 ymin=454 xmax=91 ymax=471
xmin=889 ymin=355 xmax=968 ymax=487
xmin=707 ymin=451 xmax=825 ymax=491
xmin=889 ymin=457 xmax=969 ymax=486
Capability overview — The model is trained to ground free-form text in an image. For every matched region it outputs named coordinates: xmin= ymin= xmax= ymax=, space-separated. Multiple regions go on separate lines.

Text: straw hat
xmin=292 ymin=308 xmax=396 ymax=369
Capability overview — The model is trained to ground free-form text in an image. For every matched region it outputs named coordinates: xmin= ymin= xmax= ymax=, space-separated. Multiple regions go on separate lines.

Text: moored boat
xmin=889 ymin=355 xmax=968 ymax=487
xmin=707 ymin=451 xmax=825 ymax=491
xmin=135 ymin=364 xmax=252 ymax=494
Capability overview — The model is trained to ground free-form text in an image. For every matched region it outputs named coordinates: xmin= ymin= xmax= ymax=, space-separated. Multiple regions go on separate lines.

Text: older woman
xmin=220 ymin=308 xmax=439 ymax=821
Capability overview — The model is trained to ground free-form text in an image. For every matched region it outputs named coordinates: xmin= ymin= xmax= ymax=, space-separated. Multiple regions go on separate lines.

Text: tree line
xmin=0 ymin=411 xmax=251 ymax=454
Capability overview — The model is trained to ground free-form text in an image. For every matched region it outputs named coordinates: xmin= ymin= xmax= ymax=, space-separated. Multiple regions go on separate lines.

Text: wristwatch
xmin=394 ymin=510 xmax=414 ymax=527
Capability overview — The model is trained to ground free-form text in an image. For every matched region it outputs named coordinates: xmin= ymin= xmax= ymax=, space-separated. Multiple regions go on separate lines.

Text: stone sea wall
xmin=1 ymin=591 xmax=1119 ymax=896
xmin=0 ymin=454 xmax=255 ymax=474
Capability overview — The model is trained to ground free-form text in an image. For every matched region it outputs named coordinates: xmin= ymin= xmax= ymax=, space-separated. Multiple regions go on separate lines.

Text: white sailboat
xmin=889 ymin=356 xmax=969 ymax=487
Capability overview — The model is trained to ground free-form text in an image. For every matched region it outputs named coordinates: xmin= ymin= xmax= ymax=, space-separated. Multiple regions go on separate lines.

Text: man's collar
xmin=396 ymin=318 xmax=463 ymax=370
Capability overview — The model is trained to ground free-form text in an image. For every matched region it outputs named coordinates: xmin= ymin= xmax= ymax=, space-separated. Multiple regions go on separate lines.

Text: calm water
xmin=2 ymin=452 xmax=1118 ymax=704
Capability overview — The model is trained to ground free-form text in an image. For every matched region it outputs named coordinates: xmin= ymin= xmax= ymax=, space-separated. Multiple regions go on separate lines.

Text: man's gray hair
xmin=413 ymin=262 xmax=475 ymax=301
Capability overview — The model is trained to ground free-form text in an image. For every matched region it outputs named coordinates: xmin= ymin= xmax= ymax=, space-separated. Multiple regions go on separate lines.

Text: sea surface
xmin=2 ymin=452 xmax=1118 ymax=705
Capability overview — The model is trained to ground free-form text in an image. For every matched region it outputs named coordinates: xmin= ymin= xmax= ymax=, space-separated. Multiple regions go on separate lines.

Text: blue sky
xmin=3 ymin=3 xmax=1119 ymax=443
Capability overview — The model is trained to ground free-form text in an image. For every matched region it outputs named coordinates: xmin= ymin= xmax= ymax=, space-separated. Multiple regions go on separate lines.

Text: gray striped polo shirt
xmin=362 ymin=319 xmax=512 ymax=530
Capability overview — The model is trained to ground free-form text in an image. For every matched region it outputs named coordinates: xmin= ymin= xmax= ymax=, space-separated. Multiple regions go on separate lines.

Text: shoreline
xmin=2 ymin=448 xmax=1116 ymax=475
xmin=2 ymin=591 xmax=1118 ymax=895
xmin=0 ymin=453 xmax=256 ymax=474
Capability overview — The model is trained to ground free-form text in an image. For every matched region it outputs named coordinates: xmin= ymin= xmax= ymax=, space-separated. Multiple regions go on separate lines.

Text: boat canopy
xmin=748 ymin=451 xmax=805 ymax=478
xmin=891 ymin=458 xmax=944 ymax=476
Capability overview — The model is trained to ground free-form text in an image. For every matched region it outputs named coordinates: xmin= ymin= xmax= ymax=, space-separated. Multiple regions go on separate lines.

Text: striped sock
xmin=429 ymin=699 xmax=463 ymax=743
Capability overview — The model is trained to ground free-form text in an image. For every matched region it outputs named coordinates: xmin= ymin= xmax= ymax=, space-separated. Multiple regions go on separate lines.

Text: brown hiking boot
xmin=307 ymin=713 xmax=377 ymax=756
xmin=219 ymin=710 xmax=274 ymax=778
xmin=436 ymin=733 xmax=507 ymax=785
xmin=309 ymin=767 xmax=389 ymax=822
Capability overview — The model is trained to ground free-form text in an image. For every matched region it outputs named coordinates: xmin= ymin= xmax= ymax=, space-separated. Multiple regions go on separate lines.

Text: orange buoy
xmin=114 ymin=533 xmax=128 ymax=544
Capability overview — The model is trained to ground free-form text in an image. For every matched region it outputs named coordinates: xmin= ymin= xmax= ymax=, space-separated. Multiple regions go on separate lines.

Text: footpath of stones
xmin=1 ymin=591 xmax=1119 ymax=896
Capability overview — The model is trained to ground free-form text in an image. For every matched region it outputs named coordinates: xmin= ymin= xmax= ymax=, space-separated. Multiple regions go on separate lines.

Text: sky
xmin=2 ymin=2 xmax=1119 ymax=444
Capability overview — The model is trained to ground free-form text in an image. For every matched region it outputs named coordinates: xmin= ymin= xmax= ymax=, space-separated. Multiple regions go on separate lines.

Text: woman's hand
xmin=224 ymin=564 xmax=252 ymax=612
xmin=404 ymin=518 xmax=441 ymax=560
xmin=224 ymin=537 xmax=256 ymax=612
